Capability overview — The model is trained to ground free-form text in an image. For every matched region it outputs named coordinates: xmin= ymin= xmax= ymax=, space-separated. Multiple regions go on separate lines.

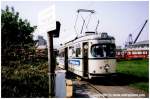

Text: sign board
xmin=38 ymin=5 xmax=56 ymax=33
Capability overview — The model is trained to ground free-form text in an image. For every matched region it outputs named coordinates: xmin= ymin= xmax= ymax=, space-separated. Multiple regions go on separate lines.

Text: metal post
xmin=47 ymin=31 xmax=56 ymax=97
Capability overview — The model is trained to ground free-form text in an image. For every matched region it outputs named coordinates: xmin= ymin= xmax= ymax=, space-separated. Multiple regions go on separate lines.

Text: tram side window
xmin=69 ymin=47 xmax=73 ymax=57
xmin=138 ymin=51 xmax=142 ymax=54
xmin=72 ymin=48 xmax=76 ymax=57
xmin=143 ymin=51 xmax=145 ymax=54
xmin=132 ymin=51 xmax=137 ymax=55
xmin=76 ymin=48 xmax=81 ymax=57
xmin=107 ymin=44 xmax=116 ymax=57
xmin=68 ymin=46 xmax=76 ymax=57
xmin=128 ymin=51 xmax=131 ymax=55
xmin=59 ymin=50 xmax=65 ymax=58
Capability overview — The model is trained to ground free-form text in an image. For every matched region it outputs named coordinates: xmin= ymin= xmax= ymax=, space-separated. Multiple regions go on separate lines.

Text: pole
xmin=47 ymin=31 xmax=56 ymax=97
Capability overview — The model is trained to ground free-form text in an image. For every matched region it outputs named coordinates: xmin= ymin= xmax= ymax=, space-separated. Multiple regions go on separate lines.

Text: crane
xmin=133 ymin=19 xmax=148 ymax=44
xmin=125 ymin=19 xmax=148 ymax=48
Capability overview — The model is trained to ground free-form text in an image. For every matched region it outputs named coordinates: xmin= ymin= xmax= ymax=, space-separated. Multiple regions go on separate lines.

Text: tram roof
xmin=65 ymin=32 xmax=115 ymax=45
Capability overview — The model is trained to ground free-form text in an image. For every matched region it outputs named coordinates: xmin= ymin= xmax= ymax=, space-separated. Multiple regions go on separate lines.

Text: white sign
xmin=38 ymin=5 xmax=56 ymax=33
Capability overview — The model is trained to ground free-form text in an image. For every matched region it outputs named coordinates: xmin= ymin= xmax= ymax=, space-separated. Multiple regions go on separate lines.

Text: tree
xmin=1 ymin=6 xmax=37 ymax=65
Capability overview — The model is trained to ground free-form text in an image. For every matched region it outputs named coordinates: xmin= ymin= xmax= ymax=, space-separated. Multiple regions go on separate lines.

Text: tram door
xmin=83 ymin=42 xmax=88 ymax=77
xmin=65 ymin=47 xmax=68 ymax=71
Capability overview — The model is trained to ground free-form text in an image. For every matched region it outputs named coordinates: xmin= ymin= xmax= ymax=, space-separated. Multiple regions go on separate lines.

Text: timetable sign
xmin=38 ymin=5 xmax=56 ymax=33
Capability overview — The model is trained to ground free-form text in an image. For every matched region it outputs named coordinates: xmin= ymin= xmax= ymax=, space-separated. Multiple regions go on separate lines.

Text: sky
xmin=1 ymin=1 xmax=149 ymax=48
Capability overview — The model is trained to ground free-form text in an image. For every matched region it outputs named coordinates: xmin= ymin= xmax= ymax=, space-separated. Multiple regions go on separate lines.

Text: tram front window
xmin=91 ymin=44 xmax=115 ymax=58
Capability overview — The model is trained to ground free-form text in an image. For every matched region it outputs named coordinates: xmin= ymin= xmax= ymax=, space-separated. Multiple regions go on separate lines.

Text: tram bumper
xmin=88 ymin=59 xmax=116 ymax=76
xmin=88 ymin=73 xmax=117 ymax=79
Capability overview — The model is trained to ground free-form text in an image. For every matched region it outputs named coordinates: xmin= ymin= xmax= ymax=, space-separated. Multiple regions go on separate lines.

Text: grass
xmin=130 ymin=82 xmax=149 ymax=92
xmin=116 ymin=59 xmax=149 ymax=92
xmin=1 ymin=61 xmax=49 ymax=98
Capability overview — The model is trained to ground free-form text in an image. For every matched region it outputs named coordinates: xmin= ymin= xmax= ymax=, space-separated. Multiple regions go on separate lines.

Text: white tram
xmin=57 ymin=32 xmax=116 ymax=79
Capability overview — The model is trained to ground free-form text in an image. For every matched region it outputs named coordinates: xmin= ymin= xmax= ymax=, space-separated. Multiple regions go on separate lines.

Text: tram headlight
xmin=99 ymin=66 xmax=102 ymax=69
xmin=104 ymin=64 xmax=110 ymax=72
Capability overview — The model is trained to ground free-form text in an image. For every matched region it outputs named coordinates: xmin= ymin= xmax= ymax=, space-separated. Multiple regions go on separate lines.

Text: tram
xmin=57 ymin=32 xmax=116 ymax=79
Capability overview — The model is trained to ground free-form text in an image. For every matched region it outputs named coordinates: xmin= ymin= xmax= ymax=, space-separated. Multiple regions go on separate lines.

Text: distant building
xmin=36 ymin=36 xmax=47 ymax=58
xmin=116 ymin=46 xmax=122 ymax=50
xmin=36 ymin=36 xmax=47 ymax=49
xmin=127 ymin=40 xmax=149 ymax=50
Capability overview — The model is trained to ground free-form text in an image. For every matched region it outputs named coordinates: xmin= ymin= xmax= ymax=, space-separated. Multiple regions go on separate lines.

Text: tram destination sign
xmin=38 ymin=5 xmax=56 ymax=33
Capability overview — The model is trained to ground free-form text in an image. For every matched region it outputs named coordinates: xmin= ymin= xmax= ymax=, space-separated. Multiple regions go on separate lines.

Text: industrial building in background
xmin=36 ymin=35 xmax=48 ymax=59
xmin=36 ymin=35 xmax=47 ymax=49
xmin=116 ymin=20 xmax=149 ymax=60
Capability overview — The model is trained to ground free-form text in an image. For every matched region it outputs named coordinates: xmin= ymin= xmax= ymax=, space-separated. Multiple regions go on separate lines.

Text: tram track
xmin=72 ymin=75 xmax=107 ymax=98
xmin=85 ymin=81 xmax=107 ymax=98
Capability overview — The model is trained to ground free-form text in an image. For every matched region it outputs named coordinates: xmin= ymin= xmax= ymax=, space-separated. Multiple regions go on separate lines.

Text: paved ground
xmin=71 ymin=75 xmax=149 ymax=98
xmin=72 ymin=79 xmax=148 ymax=98
xmin=73 ymin=81 xmax=103 ymax=98
xmin=56 ymin=67 xmax=148 ymax=98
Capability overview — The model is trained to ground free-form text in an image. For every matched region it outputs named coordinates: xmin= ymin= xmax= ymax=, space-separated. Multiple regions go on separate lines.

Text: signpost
xmin=38 ymin=5 xmax=60 ymax=97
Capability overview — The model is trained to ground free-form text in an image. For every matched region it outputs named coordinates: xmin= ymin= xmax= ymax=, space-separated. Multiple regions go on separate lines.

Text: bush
xmin=1 ymin=62 xmax=49 ymax=98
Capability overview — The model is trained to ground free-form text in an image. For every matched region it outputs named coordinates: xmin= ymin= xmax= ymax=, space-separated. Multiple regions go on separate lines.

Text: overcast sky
xmin=1 ymin=1 xmax=149 ymax=48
